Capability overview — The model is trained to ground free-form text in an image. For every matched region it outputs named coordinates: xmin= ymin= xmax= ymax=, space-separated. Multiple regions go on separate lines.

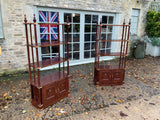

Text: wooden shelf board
xmin=100 ymin=52 xmax=126 ymax=56
xmin=99 ymin=39 xmax=129 ymax=42
xmin=95 ymin=64 xmax=124 ymax=70
xmin=30 ymin=57 xmax=69 ymax=69
xmin=31 ymin=71 xmax=68 ymax=87
xmin=28 ymin=41 xmax=68 ymax=47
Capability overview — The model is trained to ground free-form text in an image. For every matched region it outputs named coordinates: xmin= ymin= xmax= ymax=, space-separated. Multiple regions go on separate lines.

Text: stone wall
xmin=0 ymin=0 xmax=154 ymax=73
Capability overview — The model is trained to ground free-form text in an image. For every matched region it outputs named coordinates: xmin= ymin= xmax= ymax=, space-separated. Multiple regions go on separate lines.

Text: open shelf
xmin=28 ymin=41 xmax=68 ymax=48
xmin=95 ymin=64 xmax=124 ymax=70
xmin=31 ymin=71 xmax=68 ymax=87
xmin=99 ymin=39 xmax=129 ymax=42
xmin=30 ymin=57 xmax=69 ymax=69
xmin=100 ymin=52 xmax=126 ymax=56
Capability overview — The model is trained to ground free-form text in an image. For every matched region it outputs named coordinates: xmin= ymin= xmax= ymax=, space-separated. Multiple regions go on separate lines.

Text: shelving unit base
xmin=30 ymin=73 xmax=69 ymax=109
xmin=94 ymin=65 xmax=125 ymax=86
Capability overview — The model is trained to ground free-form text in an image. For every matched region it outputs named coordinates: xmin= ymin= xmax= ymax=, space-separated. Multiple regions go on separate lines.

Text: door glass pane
xmin=85 ymin=15 xmax=91 ymax=23
xmin=108 ymin=26 xmax=113 ymax=32
xmin=73 ymin=43 xmax=79 ymax=51
xmin=107 ymin=42 xmax=111 ymax=48
xmin=107 ymin=33 xmax=112 ymax=40
xmin=64 ymin=13 xmax=72 ymax=22
xmin=102 ymin=26 xmax=107 ymax=32
xmin=73 ymin=14 xmax=80 ymax=23
xmin=91 ymin=51 xmax=95 ymax=57
xmin=73 ymin=52 xmax=79 ymax=59
xmin=101 ymin=42 xmax=105 ymax=49
xmin=85 ymin=25 xmax=91 ymax=32
xmin=109 ymin=16 xmax=114 ymax=24
xmin=52 ymin=46 xmax=58 ymax=53
xmin=102 ymin=16 xmax=108 ymax=23
xmin=84 ymin=43 xmax=90 ymax=50
xmin=73 ymin=24 xmax=80 ymax=32
xmin=85 ymin=34 xmax=90 ymax=41
xmin=92 ymin=15 xmax=98 ymax=23
xmin=84 ymin=52 xmax=90 ymax=58
xmin=73 ymin=34 xmax=80 ymax=42
xmin=92 ymin=34 xmax=96 ymax=41
xmin=65 ymin=34 xmax=72 ymax=42
xmin=42 ymin=47 xmax=50 ymax=54
xmin=91 ymin=42 xmax=95 ymax=49
xmin=101 ymin=34 xmax=106 ymax=40
xmin=92 ymin=25 xmax=96 ymax=32
xmin=65 ymin=44 xmax=72 ymax=52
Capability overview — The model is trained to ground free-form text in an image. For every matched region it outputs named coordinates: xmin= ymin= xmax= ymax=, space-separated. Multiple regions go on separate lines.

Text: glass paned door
xmin=39 ymin=11 xmax=58 ymax=60
xmin=64 ymin=13 xmax=80 ymax=60
xmin=37 ymin=8 xmax=116 ymax=67
xmin=84 ymin=14 xmax=98 ymax=58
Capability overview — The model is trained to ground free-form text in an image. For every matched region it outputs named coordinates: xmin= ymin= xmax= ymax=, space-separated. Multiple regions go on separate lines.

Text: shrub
xmin=150 ymin=37 xmax=160 ymax=46
xmin=146 ymin=10 xmax=160 ymax=46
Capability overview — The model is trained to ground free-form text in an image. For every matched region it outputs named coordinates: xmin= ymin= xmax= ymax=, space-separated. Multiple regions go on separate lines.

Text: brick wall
xmin=0 ymin=0 xmax=153 ymax=73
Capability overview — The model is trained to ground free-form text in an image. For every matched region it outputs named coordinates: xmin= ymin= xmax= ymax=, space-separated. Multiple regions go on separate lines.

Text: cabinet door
xmin=43 ymin=83 xmax=57 ymax=103
xmin=57 ymin=79 xmax=68 ymax=99
xmin=100 ymin=70 xmax=112 ymax=84
xmin=112 ymin=69 xmax=124 ymax=83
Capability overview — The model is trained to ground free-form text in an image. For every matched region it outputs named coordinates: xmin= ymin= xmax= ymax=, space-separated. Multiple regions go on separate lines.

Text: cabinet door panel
xmin=57 ymin=79 xmax=68 ymax=98
xmin=100 ymin=71 xmax=112 ymax=84
xmin=43 ymin=83 xmax=57 ymax=103
xmin=112 ymin=69 xmax=124 ymax=83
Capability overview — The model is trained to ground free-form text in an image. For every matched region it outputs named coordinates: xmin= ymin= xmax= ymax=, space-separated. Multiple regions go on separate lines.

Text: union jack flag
xmin=51 ymin=25 xmax=58 ymax=40
xmin=39 ymin=11 xmax=58 ymax=40
xmin=50 ymin=12 xmax=58 ymax=23
xmin=39 ymin=11 xmax=49 ymax=23
xmin=40 ymin=24 xmax=50 ymax=40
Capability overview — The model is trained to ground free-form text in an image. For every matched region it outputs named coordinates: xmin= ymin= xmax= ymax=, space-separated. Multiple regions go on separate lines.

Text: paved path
xmin=63 ymin=94 xmax=160 ymax=120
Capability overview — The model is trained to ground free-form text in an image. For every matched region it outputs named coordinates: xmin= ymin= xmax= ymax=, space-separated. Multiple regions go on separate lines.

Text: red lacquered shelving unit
xmin=94 ymin=19 xmax=131 ymax=86
xmin=24 ymin=14 xmax=70 ymax=109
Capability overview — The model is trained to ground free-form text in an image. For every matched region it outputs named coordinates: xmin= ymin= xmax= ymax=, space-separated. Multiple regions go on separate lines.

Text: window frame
xmin=35 ymin=7 xmax=118 ymax=70
xmin=130 ymin=8 xmax=140 ymax=35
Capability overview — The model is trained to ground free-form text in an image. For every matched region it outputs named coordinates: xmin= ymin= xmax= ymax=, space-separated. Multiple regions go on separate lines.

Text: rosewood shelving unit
xmin=94 ymin=20 xmax=131 ymax=86
xmin=24 ymin=14 xmax=70 ymax=109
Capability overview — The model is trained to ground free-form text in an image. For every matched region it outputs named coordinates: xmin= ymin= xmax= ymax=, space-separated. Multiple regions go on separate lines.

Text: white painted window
xmin=130 ymin=9 xmax=140 ymax=35
xmin=36 ymin=8 xmax=117 ymax=68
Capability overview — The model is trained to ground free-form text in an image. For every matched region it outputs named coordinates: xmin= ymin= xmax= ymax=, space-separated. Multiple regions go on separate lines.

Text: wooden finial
xmin=96 ymin=17 xmax=98 ymax=25
xmin=129 ymin=19 xmax=131 ymax=25
xmin=24 ymin=14 xmax=27 ymax=23
xmin=33 ymin=14 xmax=36 ymax=23
xmin=123 ymin=19 xmax=125 ymax=24
xmin=67 ymin=16 xmax=69 ymax=23
xmin=57 ymin=15 xmax=59 ymax=23
xmin=100 ymin=18 xmax=102 ymax=24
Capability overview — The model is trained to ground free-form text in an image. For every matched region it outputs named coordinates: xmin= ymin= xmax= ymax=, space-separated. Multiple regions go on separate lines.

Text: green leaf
xmin=22 ymin=110 xmax=26 ymax=114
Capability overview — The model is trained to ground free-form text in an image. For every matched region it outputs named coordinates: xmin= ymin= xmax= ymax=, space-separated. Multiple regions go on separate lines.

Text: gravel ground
xmin=0 ymin=56 xmax=160 ymax=120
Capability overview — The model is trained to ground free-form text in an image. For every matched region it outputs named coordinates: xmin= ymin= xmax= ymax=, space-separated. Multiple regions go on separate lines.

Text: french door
xmin=36 ymin=8 xmax=116 ymax=68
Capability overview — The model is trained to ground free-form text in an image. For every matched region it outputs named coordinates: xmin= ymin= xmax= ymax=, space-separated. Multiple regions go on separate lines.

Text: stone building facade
xmin=0 ymin=0 xmax=154 ymax=73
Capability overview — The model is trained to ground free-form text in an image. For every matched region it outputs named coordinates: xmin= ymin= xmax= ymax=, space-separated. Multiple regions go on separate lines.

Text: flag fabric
xmin=51 ymin=24 xmax=58 ymax=39
xmin=50 ymin=12 xmax=58 ymax=23
xmin=39 ymin=11 xmax=58 ymax=40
